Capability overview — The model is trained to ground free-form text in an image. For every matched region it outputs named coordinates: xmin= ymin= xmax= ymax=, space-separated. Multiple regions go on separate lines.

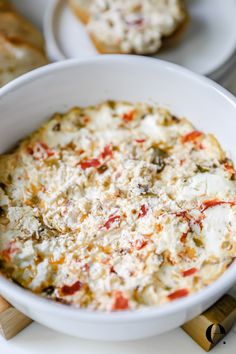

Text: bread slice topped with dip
xmin=68 ymin=0 xmax=188 ymax=54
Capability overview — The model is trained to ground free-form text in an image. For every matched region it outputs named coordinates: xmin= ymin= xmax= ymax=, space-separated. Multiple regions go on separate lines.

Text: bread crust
xmin=68 ymin=0 xmax=90 ymax=24
xmin=90 ymin=33 xmax=122 ymax=54
xmin=0 ymin=0 xmax=12 ymax=12
xmin=0 ymin=11 xmax=45 ymax=52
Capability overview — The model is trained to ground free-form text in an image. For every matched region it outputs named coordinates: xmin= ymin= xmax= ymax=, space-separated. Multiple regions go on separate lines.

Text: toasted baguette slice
xmin=68 ymin=0 xmax=91 ymax=24
xmin=0 ymin=11 xmax=44 ymax=52
xmin=69 ymin=0 xmax=188 ymax=55
xmin=90 ymin=18 xmax=188 ymax=55
xmin=0 ymin=0 xmax=12 ymax=12
xmin=89 ymin=16 xmax=189 ymax=55
xmin=0 ymin=34 xmax=48 ymax=87
xmin=90 ymin=2 xmax=188 ymax=55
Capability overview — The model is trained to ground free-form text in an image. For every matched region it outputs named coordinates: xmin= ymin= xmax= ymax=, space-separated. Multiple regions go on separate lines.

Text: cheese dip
xmin=0 ymin=101 xmax=235 ymax=311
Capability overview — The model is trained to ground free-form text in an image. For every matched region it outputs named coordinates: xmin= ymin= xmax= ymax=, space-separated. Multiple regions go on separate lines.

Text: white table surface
xmin=1 ymin=1 xmax=236 ymax=353
xmin=0 ymin=320 xmax=235 ymax=354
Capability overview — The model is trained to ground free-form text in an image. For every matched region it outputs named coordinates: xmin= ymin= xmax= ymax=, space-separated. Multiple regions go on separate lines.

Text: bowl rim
xmin=0 ymin=55 xmax=236 ymax=322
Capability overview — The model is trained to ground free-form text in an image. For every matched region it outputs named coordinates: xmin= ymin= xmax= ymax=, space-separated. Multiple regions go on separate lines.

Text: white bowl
xmin=0 ymin=56 xmax=236 ymax=341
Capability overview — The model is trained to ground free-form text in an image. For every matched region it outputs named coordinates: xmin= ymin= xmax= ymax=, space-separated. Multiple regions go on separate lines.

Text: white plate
xmin=44 ymin=0 xmax=236 ymax=77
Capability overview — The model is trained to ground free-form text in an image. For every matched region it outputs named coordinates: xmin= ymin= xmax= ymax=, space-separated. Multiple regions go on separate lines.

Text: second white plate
xmin=44 ymin=0 xmax=236 ymax=78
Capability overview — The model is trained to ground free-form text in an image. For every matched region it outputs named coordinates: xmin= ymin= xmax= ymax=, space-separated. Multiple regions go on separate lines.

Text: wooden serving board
xmin=0 ymin=296 xmax=32 ymax=339
xmin=182 ymin=294 xmax=236 ymax=351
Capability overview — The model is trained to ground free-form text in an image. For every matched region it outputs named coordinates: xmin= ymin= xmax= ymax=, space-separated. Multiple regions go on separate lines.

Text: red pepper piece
xmin=39 ymin=142 xmax=50 ymax=150
xmin=138 ymin=205 xmax=148 ymax=219
xmin=122 ymin=110 xmax=135 ymax=122
xmin=134 ymin=239 xmax=147 ymax=250
xmin=167 ymin=288 xmax=189 ymax=300
xmin=182 ymin=268 xmax=197 ymax=277
xmin=224 ymin=163 xmax=235 ymax=174
xmin=101 ymin=144 xmax=113 ymax=159
xmin=27 ymin=147 xmax=34 ymax=155
xmin=61 ymin=280 xmax=83 ymax=296
xmin=110 ymin=266 xmax=117 ymax=274
xmin=46 ymin=150 xmax=55 ymax=157
xmin=80 ymin=158 xmax=101 ymax=170
xmin=201 ymin=199 xmax=227 ymax=212
xmin=180 ymin=232 xmax=188 ymax=243
xmin=181 ymin=131 xmax=203 ymax=143
xmin=103 ymin=215 xmax=120 ymax=230
xmin=135 ymin=139 xmax=146 ymax=143
xmin=39 ymin=142 xmax=55 ymax=157
xmin=201 ymin=199 xmax=236 ymax=212
xmin=112 ymin=291 xmax=129 ymax=311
